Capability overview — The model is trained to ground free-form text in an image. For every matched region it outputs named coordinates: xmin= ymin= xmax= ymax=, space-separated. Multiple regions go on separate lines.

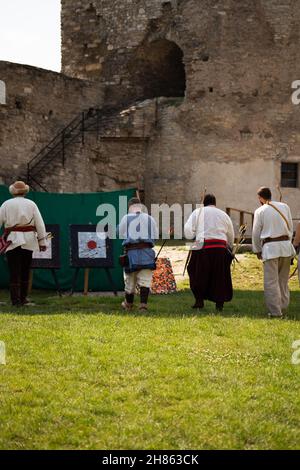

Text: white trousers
xmin=263 ymin=257 xmax=291 ymax=316
xmin=124 ymin=269 xmax=153 ymax=294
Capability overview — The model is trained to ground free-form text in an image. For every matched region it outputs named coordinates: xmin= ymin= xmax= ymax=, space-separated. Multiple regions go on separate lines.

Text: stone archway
xmin=131 ymin=39 xmax=186 ymax=100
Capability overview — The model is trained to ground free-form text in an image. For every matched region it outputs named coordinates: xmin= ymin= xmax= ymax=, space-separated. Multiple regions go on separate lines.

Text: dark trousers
xmin=6 ymin=247 xmax=33 ymax=306
xmin=187 ymin=248 xmax=233 ymax=304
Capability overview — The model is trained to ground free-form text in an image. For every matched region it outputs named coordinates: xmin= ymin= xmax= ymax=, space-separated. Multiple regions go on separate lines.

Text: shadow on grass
xmin=0 ymin=288 xmax=299 ymax=321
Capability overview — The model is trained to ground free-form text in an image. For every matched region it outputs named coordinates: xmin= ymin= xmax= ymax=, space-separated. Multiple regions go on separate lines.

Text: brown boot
xmin=139 ymin=303 xmax=148 ymax=312
xmin=121 ymin=300 xmax=134 ymax=311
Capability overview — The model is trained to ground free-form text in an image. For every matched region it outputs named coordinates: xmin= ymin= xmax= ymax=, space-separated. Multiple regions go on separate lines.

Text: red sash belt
xmin=4 ymin=226 xmax=36 ymax=237
xmin=203 ymin=239 xmax=227 ymax=249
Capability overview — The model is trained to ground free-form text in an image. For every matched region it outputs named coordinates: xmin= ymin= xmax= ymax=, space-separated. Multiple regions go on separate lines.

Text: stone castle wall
xmin=61 ymin=0 xmax=300 ymax=217
xmin=0 ymin=61 xmax=103 ymax=187
xmin=33 ymin=99 xmax=158 ymax=193
xmin=0 ymin=1 xmax=300 ymax=221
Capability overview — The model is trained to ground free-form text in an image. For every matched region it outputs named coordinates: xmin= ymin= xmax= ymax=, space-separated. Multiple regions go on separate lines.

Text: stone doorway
xmin=132 ymin=39 xmax=186 ymax=100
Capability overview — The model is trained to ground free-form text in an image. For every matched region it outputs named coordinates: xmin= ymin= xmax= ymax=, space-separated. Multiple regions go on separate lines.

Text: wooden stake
xmin=84 ymin=268 xmax=90 ymax=296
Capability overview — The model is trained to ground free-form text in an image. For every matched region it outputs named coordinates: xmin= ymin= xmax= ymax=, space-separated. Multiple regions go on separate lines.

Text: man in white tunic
xmin=184 ymin=194 xmax=235 ymax=311
xmin=252 ymin=187 xmax=295 ymax=318
xmin=0 ymin=181 xmax=47 ymax=306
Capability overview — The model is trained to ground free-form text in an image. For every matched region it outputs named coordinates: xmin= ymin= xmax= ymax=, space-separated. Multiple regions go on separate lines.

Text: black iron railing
xmin=24 ymin=100 xmax=143 ymax=191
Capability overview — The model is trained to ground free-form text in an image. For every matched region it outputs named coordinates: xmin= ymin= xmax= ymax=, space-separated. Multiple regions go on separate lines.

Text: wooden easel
xmin=28 ymin=269 xmax=62 ymax=297
xmin=70 ymin=267 xmax=118 ymax=296
xmin=84 ymin=268 xmax=90 ymax=296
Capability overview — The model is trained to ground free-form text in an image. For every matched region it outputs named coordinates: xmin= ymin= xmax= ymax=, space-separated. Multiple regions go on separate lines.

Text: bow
xmin=155 ymin=193 xmax=174 ymax=261
xmin=277 ymin=185 xmax=283 ymax=203
xmin=289 ymin=244 xmax=299 ymax=282
xmin=289 ymin=263 xmax=299 ymax=281
xmin=183 ymin=187 xmax=207 ymax=276
xmin=277 ymin=185 xmax=299 ymax=283
xmin=231 ymin=224 xmax=247 ymax=266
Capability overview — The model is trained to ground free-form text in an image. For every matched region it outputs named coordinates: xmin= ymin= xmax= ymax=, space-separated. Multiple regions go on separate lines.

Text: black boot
xmin=121 ymin=293 xmax=134 ymax=311
xmin=192 ymin=300 xmax=204 ymax=309
xmin=140 ymin=287 xmax=150 ymax=311
xmin=140 ymin=287 xmax=150 ymax=304
xmin=20 ymin=281 xmax=29 ymax=306
xmin=126 ymin=293 xmax=134 ymax=304
xmin=10 ymin=283 xmax=21 ymax=307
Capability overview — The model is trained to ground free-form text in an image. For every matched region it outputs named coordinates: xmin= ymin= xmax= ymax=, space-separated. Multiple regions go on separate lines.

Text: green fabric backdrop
xmin=0 ymin=187 xmax=135 ymax=291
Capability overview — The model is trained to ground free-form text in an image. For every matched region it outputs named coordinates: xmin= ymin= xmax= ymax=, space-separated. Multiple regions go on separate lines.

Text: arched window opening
xmin=132 ymin=39 xmax=186 ymax=100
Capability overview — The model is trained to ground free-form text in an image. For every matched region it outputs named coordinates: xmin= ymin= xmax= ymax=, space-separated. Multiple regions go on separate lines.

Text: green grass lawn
xmin=0 ymin=254 xmax=299 ymax=450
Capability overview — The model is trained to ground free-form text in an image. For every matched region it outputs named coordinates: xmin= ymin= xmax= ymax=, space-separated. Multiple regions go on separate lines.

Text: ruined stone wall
xmin=29 ymin=99 xmax=157 ymax=194
xmin=145 ymin=91 xmax=300 ymax=218
xmin=1 ymin=0 xmax=299 ymax=219
xmin=0 ymin=61 xmax=103 ymax=186
xmin=60 ymin=0 xmax=300 ymax=219
xmin=61 ymin=0 xmax=188 ymax=103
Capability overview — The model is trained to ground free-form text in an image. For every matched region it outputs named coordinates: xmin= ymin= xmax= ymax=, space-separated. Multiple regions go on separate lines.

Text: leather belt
xmin=263 ymin=235 xmax=289 ymax=245
xmin=126 ymin=242 xmax=153 ymax=251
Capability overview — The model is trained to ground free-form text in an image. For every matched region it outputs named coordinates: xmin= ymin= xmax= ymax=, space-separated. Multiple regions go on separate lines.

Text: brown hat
xmin=9 ymin=181 xmax=30 ymax=196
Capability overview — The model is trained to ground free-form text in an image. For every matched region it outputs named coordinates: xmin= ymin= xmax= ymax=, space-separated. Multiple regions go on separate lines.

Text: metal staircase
xmin=24 ymin=103 xmax=134 ymax=192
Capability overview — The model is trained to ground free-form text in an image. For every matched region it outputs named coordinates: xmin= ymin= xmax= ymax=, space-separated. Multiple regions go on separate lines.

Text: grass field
xmin=0 ymin=254 xmax=299 ymax=450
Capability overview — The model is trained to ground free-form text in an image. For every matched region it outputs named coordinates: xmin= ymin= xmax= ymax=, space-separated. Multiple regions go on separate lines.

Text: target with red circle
xmin=87 ymin=240 xmax=97 ymax=251
xmin=78 ymin=232 xmax=107 ymax=259
xmin=70 ymin=225 xmax=114 ymax=268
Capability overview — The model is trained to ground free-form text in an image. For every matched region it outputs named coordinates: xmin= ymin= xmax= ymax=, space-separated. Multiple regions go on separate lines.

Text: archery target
xmin=32 ymin=233 xmax=52 ymax=260
xmin=78 ymin=232 xmax=107 ymax=259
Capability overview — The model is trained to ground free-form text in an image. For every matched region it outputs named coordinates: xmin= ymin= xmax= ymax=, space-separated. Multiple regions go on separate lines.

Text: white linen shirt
xmin=252 ymin=201 xmax=295 ymax=261
xmin=184 ymin=206 xmax=235 ymax=248
xmin=0 ymin=197 xmax=47 ymax=252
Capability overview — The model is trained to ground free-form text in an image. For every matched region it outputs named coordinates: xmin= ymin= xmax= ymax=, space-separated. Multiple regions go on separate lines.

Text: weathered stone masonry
xmin=0 ymin=61 xmax=103 ymax=189
xmin=1 ymin=1 xmax=300 ymax=221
